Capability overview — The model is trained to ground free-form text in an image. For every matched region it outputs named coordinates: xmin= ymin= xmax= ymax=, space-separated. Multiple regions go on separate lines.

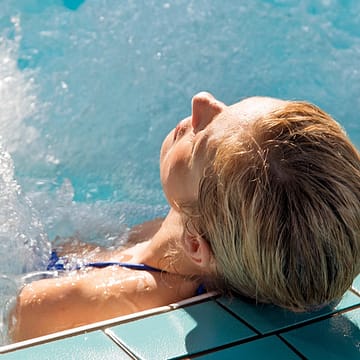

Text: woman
xmin=9 ymin=92 xmax=360 ymax=342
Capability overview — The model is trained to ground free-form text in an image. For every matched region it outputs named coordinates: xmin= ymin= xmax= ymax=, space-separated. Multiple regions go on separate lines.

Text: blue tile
xmin=196 ymin=336 xmax=301 ymax=359
xmin=281 ymin=308 xmax=360 ymax=359
xmin=217 ymin=290 xmax=360 ymax=334
xmin=1 ymin=331 xmax=130 ymax=360
xmin=107 ymin=301 xmax=256 ymax=359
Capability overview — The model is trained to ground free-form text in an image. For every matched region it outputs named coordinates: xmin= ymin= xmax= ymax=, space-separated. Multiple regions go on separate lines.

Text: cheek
xmin=161 ymin=150 xmax=188 ymax=187
xmin=161 ymin=132 xmax=189 ymax=179
xmin=161 ymin=153 xmax=197 ymax=205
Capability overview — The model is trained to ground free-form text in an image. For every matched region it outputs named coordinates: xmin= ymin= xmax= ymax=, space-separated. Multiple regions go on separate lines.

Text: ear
xmin=183 ymin=232 xmax=214 ymax=271
xmin=191 ymin=92 xmax=225 ymax=132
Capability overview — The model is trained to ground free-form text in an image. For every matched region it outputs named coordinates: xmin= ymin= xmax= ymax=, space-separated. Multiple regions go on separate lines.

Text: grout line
xmin=215 ymin=299 xmax=262 ymax=335
xmin=175 ymin=321 xmax=317 ymax=360
xmin=169 ymin=334 xmax=261 ymax=360
xmin=173 ymin=331 xmax=307 ymax=360
xmin=276 ymin=334 xmax=307 ymax=359
xmin=103 ymin=329 xmax=139 ymax=360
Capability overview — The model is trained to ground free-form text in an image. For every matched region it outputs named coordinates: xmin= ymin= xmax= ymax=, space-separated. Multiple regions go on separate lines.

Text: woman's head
xmin=182 ymin=94 xmax=360 ymax=311
xmin=160 ymin=93 xmax=286 ymax=207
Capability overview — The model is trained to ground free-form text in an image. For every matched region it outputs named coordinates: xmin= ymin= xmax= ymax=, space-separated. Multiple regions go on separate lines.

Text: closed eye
xmin=174 ymin=124 xmax=187 ymax=141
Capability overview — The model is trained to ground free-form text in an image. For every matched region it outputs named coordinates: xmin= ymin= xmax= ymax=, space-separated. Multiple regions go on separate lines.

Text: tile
xmin=281 ymin=307 xmax=360 ymax=359
xmin=196 ymin=336 xmax=301 ymax=359
xmin=1 ymin=331 xmax=130 ymax=360
xmin=217 ymin=290 xmax=360 ymax=334
xmin=107 ymin=300 xmax=256 ymax=359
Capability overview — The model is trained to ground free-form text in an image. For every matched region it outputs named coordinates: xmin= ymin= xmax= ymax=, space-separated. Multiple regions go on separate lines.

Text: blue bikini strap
xmin=47 ymin=250 xmax=163 ymax=272
xmin=47 ymin=251 xmax=206 ymax=294
xmin=82 ymin=261 xmax=162 ymax=272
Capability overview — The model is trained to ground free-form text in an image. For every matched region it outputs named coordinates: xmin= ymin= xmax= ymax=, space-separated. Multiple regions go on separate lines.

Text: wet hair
xmin=189 ymin=101 xmax=360 ymax=311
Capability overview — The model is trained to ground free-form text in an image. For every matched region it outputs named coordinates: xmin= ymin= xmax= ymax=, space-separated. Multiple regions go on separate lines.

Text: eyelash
xmin=174 ymin=123 xmax=187 ymax=141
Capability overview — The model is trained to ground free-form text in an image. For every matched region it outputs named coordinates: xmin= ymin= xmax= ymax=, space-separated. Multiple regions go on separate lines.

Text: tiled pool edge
xmin=0 ymin=291 xmax=219 ymax=355
xmin=1 ymin=280 xmax=359 ymax=359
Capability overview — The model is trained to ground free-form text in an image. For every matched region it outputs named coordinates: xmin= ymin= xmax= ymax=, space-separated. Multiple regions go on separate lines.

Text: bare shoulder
xmin=9 ymin=266 xmax=195 ymax=342
xmin=9 ymin=273 xmax=92 ymax=342
xmin=9 ymin=269 xmax=142 ymax=341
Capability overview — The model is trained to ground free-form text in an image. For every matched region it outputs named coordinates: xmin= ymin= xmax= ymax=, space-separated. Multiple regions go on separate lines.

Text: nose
xmin=191 ymin=92 xmax=226 ymax=132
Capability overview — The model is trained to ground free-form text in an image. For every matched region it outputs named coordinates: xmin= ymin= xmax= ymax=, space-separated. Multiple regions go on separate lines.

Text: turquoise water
xmin=0 ymin=0 xmax=360 ymax=343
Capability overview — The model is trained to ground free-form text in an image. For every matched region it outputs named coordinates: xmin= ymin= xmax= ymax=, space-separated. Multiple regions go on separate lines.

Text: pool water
xmin=0 ymin=0 xmax=360 ymax=344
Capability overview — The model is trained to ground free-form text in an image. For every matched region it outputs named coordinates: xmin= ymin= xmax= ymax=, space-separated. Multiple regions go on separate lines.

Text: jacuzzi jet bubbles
xmin=0 ymin=146 xmax=50 ymax=276
xmin=0 ymin=148 xmax=49 ymax=339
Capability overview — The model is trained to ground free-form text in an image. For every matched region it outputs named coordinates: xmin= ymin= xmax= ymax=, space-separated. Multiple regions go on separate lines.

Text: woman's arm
xmin=9 ymin=269 xmax=139 ymax=342
xmin=8 ymin=262 xmax=195 ymax=343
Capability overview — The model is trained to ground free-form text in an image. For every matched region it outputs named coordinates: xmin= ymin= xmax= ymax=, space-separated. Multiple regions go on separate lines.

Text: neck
xmin=130 ymin=208 xmax=200 ymax=276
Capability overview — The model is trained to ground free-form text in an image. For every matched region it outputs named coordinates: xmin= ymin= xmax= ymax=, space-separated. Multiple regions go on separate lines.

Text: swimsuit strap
xmin=85 ymin=262 xmax=206 ymax=294
xmin=47 ymin=250 xmax=206 ymax=294
xmin=195 ymin=283 xmax=206 ymax=295
xmin=47 ymin=250 xmax=162 ymax=272
xmin=83 ymin=261 xmax=162 ymax=272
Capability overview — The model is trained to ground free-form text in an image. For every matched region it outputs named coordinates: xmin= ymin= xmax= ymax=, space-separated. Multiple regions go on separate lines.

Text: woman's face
xmin=160 ymin=92 xmax=287 ymax=207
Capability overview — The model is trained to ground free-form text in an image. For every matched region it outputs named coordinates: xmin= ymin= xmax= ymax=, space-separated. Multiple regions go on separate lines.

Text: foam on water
xmin=0 ymin=146 xmax=49 ymax=275
xmin=0 ymin=142 xmax=50 ymax=344
xmin=0 ymin=16 xmax=40 ymax=156
xmin=0 ymin=17 xmax=49 ymax=276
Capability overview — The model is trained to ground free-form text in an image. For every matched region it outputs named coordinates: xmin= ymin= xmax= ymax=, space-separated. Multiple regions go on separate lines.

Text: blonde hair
xmin=189 ymin=101 xmax=360 ymax=311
